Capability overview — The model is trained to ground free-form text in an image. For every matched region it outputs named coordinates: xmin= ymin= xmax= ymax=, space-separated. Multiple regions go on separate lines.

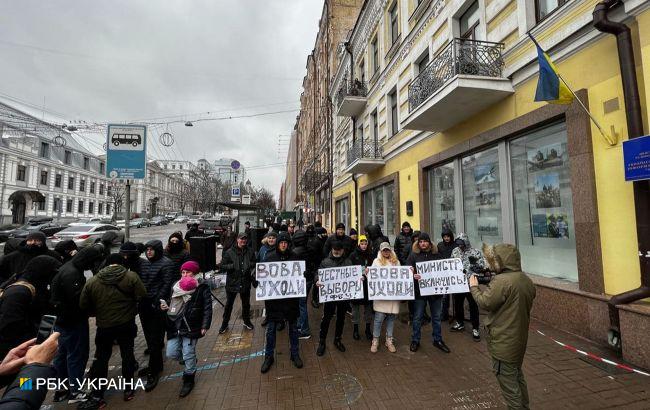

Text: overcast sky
xmin=0 ymin=0 xmax=324 ymax=198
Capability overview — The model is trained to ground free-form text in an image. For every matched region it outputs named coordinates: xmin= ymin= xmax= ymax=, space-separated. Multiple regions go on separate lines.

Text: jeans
xmin=88 ymin=320 xmax=137 ymax=397
xmin=166 ymin=336 xmax=197 ymax=375
xmin=351 ymin=304 xmax=373 ymax=325
xmin=53 ymin=321 xmax=89 ymax=394
xmin=319 ymin=301 xmax=347 ymax=340
xmin=222 ymin=290 xmax=251 ymax=325
xmin=298 ymin=280 xmax=313 ymax=334
xmin=265 ymin=320 xmax=299 ymax=357
xmin=373 ymin=312 xmax=395 ymax=338
xmin=412 ymin=296 xmax=443 ymax=343
xmin=139 ymin=305 xmax=166 ymax=374
xmin=454 ymin=292 xmax=480 ymax=329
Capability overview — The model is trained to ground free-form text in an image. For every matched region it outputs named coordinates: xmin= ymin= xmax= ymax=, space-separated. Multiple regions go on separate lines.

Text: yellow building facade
xmin=330 ymin=0 xmax=650 ymax=367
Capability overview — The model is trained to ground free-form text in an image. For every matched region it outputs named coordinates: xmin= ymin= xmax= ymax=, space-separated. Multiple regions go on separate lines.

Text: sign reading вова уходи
xmin=623 ymin=135 xmax=650 ymax=182
xmin=255 ymin=261 xmax=306 ymax=301
xmin=106 ymin=124 xmax=147 ymax=179
xmin=318 ymin=266 xmax=364 ymax=303
xmin=366 ymin=266 xmax=414 ymax=300
xmin=416 ymin=258 xmax=468 ymax=296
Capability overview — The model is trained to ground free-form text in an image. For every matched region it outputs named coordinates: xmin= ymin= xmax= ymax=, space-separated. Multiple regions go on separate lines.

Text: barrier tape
xmin=534 ymin=329 xmax=649 ymax=377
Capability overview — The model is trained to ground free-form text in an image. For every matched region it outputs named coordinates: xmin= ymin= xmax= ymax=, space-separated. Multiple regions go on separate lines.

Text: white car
xmin=68 ymin=217 xmax=106 ymax=227
xmin=173 ymin=215 xmax=189 ymax=224
xmin=51 ymin=224 xmax=124 ymax=248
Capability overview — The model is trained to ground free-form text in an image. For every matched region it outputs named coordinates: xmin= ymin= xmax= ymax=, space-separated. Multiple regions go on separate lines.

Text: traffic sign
xmin=106 ymin=124 xmax=147 ymax=179
xmin=231 ymin=187 xmax=240 ymax=197
xmin=231 ymin=160 xmax=240 ymax=170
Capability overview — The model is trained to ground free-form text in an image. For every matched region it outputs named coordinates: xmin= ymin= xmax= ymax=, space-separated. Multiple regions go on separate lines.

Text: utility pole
xmin=125 ymin=180 xmax=131 ymax=241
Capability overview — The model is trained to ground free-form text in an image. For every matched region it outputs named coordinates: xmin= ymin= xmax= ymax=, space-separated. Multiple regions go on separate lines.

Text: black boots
xmin=179 ymin=373 xmax=195 ymax=397
xmin=290 ymin=355 xmax=303 ymax=369
xmin=316 ymin=339 xmax=326 ymax=356
xmin=334 ymin=338 xmax=346 ymax=352
xmin=261 ymin=355 xmax=274 ymax=373
xmin=365 ymin=323 xmax=372 ymax=340
xmin=353 ymin=324 xmax=360 ymax=340
xmin=144 ymin=372 xmax=159 ymax=392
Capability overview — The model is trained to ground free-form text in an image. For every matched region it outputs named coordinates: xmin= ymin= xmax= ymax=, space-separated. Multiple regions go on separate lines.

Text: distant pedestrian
xmin=219 ymin=232 xmax=255 ymax=333
xmin=364 ymin=224 xmax=388 ymax=257
xmin=348 ymin=235 xmax=373 ymax=341
xmin=370 ymin=242 xmax=400 ymax=353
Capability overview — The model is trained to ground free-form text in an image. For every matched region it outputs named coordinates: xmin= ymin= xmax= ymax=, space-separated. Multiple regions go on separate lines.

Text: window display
xmin=428 ymin=163 xmax=456 ymax=240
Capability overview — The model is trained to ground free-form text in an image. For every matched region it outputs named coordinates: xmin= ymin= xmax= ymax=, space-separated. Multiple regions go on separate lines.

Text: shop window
xmin=462 ymin=147 xmax=503 ymax=245
xmin=428 ymin=162 xmax=456 ymax=240
xmin=509 ymin=122 xmax=577 ymax=281
xmin=362 ymin=182 xmax=396 ymax=242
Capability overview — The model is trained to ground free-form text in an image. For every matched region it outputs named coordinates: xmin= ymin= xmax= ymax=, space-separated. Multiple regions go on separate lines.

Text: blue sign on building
xmin=106 ymin=124 xmax=147 ymax=179
xmin=623 ymin=135 xmax=650 ymax=182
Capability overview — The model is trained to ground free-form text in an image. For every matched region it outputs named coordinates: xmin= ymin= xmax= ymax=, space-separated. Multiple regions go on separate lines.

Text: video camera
xmin=468 ymin=256 xmax=493 ymax=284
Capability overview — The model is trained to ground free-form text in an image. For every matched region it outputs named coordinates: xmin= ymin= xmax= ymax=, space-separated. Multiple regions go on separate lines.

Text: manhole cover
xmin=322 ymin=373 xmax=363 ymax=406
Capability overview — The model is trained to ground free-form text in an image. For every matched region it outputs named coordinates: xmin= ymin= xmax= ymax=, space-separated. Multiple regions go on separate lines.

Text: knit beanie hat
xmin=336 ymin=222 xmax=345 ymax=230
xmin=349 ymin=228 xmax=358 ymax=236
xmin=26 ymin=231 xmax=47 ymax=243
xmin=106 ymin=253 xmax=126 ymax=266
xmin=181 ymin=260 xmax=200 ymax=274
xmin=119 ymin=241 xmax=139 ymax=255
xmin=179 ymin=276 xmax=198 ymax=291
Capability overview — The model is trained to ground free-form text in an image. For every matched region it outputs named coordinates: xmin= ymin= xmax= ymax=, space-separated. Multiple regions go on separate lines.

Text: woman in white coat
xmin=370 ymin=242 xmax=401 ymax=353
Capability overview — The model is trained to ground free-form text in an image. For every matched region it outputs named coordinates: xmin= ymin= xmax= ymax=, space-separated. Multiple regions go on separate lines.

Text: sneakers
xmin=364 ymin=323 xmax=373 ymax=340
xmin=298 ymin=332 xmax=311 ymax=340
xmin=316 ymin=339 xmax=326 ymax=356
xmin=370 ymin=337 xmax=379 ymax=353
xmin=67 ymin=392 xmax=87 ymax=404
xmin=433 ymin=340 xmax=451 ymax=353
xmin=352 ymin=324 xmax=360 ymax=340
xmin=450 ymin=322 xmax=465 ymax=332
xmin=291 ymin=355 xmax=303 ymax=369
xmin=260 ymin=355 xmax=274 ymax=373
xmin=472 ymin=328 xmax=481 ymax=342
xmin=385 ymin=337 xmax=397 ymax=353
xmin=144 ymin=373 xmax=159 ymax=392
xmin=334 ymin=338 xmax=346 ymax=352
xmin=409 ymin=341 xmax=419 ymax=352
xmin=218 ymin=324 xmax=228 ymax=334
xmin=243 ymin=320 xmax=254 ymax=330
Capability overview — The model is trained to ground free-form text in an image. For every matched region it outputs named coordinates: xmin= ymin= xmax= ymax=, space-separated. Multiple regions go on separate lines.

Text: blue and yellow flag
xmin=530 ymin=34 xmax=573 ymax=104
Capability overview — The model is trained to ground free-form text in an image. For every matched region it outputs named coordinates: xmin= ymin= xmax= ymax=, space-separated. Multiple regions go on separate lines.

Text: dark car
xmin=151 ymin=216 xmax=169 ymax=226
xmin=0 ymin=224 xmax=19 ymax=243
xmin=9 ymin=220 xmax=66 ymax=239
xmin=198 ymin=218 xmax=229 ymax=241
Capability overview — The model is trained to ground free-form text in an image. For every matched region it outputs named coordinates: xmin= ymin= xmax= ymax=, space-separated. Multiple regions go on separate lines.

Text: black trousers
xmin=89 ymin=320 xmax=137 ymax=397
xmin=222 ymin=290 xmax=251 ymax=324
xmin=319 ymin=301 xmax=347 ymax=341
xmin=454 ymin=292 xmax=480 ymax=329
xmin=139 ymin=305 xmax=165 ymax=374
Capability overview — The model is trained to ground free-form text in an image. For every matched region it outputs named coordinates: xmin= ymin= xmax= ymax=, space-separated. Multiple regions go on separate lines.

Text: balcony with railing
xmin=345 ymin=139 xmax=384 ymax=174
xmin=335 ymin=79 xmax=368 ymax=117
xmin=403 ymin=38 xmax=514 ymax=132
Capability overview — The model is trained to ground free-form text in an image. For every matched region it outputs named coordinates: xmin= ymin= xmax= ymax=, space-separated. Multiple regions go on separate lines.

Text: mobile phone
xmin=160 ymin=299 xmax=168 ymax=309
xmin=36 ymin=315 xmax=57 ymax=344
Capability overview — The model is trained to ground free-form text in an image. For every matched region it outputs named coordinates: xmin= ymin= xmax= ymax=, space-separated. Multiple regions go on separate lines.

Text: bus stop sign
xmin=106 ymin=124 xmax=147 ymax=179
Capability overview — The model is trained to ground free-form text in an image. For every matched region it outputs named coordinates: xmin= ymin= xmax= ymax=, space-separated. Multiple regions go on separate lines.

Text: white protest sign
xmin=367 ymin=266 xmax=414 ymax=300
xmin=255 ymin=261 xmax=306 ymax=301
xmin=318 ymin=265 xmax=364 ymax=303
xmin=416 ymin=258 xmax=468 ymax=296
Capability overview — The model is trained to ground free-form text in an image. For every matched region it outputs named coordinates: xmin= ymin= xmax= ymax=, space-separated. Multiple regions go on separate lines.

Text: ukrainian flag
xmin=530 ymin=34 xmax=573 ymax=104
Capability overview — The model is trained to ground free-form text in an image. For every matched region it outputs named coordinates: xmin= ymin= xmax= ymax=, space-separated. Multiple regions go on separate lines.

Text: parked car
xmin=116 ymin=220 xmax=135 ymax=228
xmin=9 ymin=220 xmax=66 ymax=240
xmin=150 ymin=216 xmax=169 ymax=226
xmin=199 ymin=218 xmax=230 ymax=240
xmin=186 ymin=218 xmax=201 ymax=229
xmin=0 ymin=224 xmax=19 ymax=243
xmin=67 ymin=217 xmax=108 ymax=227
xmin=51 ymin=224 xmax=124 ymax=248
xmin=165 ymin=212 xmax=179 ymax=221
xmin=131 ymin=218 xmax=150 ymax=228
xmin=173 ymin=215 xmax=189 ymax=224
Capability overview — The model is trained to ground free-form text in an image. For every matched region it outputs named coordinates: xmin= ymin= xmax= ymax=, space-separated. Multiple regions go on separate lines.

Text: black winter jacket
xmin=138 ymin=240 xmax=174 ymax=306
xmin=394 ymin=230 xmax=413 ymax=264
xmin=221 ymin=245 xmax=255 ymax=293
xmin=0 ymin=243 xmax=60 ymax=284
xmin=322 ymin=234 xmax=354 ymax=258
xmin=437 ymin=228 xmax=457 ymax=259
xmin=164 ymin=248 xmax=191 ymax=283
xmin=166 ymin=282 xmax=212 ymax=339
xmin=0 ymin=284 xmax=39 ymax=359
xmin=348 ymin=246 xmax=373 ymax=306
xmin=291 ymin=231 xmax=316 ymax=282
xmin=0 ymin=363 xmax=56 ymax=404
xmin=365 ymin=224 xmax=389 ymax=258
xmin=307 ymin=235 xmax=326 ymax=270
xmin=406 ymin=243 xmax=441 ymax=299
xmin=263 ymin=249 xmax=300 ymax=321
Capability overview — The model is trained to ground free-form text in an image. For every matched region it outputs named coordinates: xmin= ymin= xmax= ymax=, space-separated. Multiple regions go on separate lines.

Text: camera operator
xmin=450 ymin=233 xmax=486 ymax=341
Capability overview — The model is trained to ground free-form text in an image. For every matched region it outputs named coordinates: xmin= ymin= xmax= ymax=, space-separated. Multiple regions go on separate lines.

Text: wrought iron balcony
xmin=345 ymin=139 xmax=384 ymax=174
xmin=403 ymin=38 xmax=514 ymax=132
xmin=335 ymin=80 xmax=368 ymax=117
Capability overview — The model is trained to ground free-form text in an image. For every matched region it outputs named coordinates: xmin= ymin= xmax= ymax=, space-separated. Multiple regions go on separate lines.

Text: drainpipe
xmin=593 ymin=0 xmax=650 ymax=350
xmin=344 ymin=40 xmax=360 ymax=232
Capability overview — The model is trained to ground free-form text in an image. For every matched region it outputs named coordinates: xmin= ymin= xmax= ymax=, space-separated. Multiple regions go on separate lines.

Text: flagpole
xmin=556 ymin=72 xmax=617 ymax=146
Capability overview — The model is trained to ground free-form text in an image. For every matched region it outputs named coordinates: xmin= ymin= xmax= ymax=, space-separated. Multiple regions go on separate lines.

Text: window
xmin=89 ymin=202 xmax=94 ymax=214
xmin=99 ymin=162 xmax=105 ymax=174
xmin=389 ymin=89 xmax=399 ymax=136
xmin=536 ymin=0 xmax=568 ymax=22
xmin=459 ymin=1 xmax=480 ymax=40
xmin=172 ymin=164 xmax=176 ymax=169
xmin=371 ymin=37 xmax=379 ymax=75
xmin=99 ymin=183 xmax=104 ymax=195
xmin=55 ymin=174 xmax=62 ymax=188
xmin=359 ymin=59 xmax=365 ymax=84
xmin=389 ymin=2 xmax=399 ymax=45
xmin=362 ymin=182 xmax=397 ymax=242
xmin=40 ymin=142 xmax=50 ymax=158
xmin=98 ymin=203 xmax=103 ymax=214
xmin=428 ymin=163 xmax=456 ymax=240
xmin=336 ymin=198 xmax=350 ymax=227
xmin=180 ymin=165 xmax=183 ymax=170
xmin=417 ymin=52 xmax=429 ymax=74
xmin=53 ymin=198 xmax=62 ymax=213
xmin=106 ymin=203 xmax=111 ymax=215
xmin=78 ymin=200 xmax=84 ymax=213
xmin=66 ymin=199 xmax=73 ymax=212
xmin=68 ymin=176 xmax=75 ymax=190
xmin=83 ymin=157 xmax=89 ymax=170
xmin=80 ymin=179 xmax=86 ymax=192
xmin=40 ymin=170 xmax=48 ymax=185
xmin=371 ymin=110 xmax=379 ymax=143
xmin=37 ymin=200 xmax=46 ymax=211
xmin=64 ymin=150 xmax=72 ymax=165
xmin=17 ymin=165 xmax=26 ymax=182
xmin=90 ymin=182 xmax=95 ymax=194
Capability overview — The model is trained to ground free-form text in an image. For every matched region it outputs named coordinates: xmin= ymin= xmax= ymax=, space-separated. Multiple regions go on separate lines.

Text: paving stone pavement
xmin=43 ymin=293 xmax=650 ymax=409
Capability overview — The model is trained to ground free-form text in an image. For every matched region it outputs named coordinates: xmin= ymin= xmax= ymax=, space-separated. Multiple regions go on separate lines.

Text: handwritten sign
xmin=367 ymin=266 xmax=414 ymax=300
xmin=416 ymin=258 xmax=468 ymax=296
xmin=318 ymin=266 xmax=364 ymax=303
xmin=255 ymin=261 xmax=306 ymax=301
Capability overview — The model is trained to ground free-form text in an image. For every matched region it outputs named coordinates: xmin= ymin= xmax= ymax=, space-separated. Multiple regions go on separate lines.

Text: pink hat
xmin=180 ymin=260 xmax=200 ymax=274
xmin=179 ymin=276 xmax=198 ymax=291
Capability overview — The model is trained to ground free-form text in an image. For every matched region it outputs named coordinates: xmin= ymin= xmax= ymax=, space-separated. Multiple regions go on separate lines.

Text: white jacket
xmin=371 ymin=258 xmax=401 ymax=315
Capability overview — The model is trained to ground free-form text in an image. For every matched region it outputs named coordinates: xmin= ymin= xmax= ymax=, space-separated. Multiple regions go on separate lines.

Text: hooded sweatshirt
xmin=164 ymin=232 xmax=191 ymax=282
xmin=80 ymin=264 xmax=146 ymax=328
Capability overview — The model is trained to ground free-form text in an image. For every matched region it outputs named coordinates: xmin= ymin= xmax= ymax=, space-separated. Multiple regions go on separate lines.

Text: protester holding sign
xmin=259 ymin=233 xmax=304 ymax=373
xmin=316 ymin=240 xmax=352 ymax=356
xmin=406 ymin=233 xmax=450 ymax=354
xmin=450 ymin=233 xmax=486 ymax=341
xmin=369 ymin=243 xmax=401 ymax=353
xmin=348 ymin=235 xmax=374 ymax=341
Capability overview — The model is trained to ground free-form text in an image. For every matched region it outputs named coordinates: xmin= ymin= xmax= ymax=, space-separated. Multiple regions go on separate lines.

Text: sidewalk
xmin=44 ymin=296 xmax=650 ymax=409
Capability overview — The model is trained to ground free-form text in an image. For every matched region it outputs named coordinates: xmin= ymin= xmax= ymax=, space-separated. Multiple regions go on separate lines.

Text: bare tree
xmin=251 ymin=186 xmax=276 ymax=215
xmin=108 ymin=180 xmax=125 ymax=221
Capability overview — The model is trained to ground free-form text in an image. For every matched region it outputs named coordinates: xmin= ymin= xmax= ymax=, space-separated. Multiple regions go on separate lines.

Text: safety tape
xmin=534 ymin=329 xmax=649 ymax=377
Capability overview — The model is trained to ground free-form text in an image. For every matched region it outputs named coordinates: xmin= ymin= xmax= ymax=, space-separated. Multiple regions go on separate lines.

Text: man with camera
xmin=469 ymin=243 xmax=536 ymax=410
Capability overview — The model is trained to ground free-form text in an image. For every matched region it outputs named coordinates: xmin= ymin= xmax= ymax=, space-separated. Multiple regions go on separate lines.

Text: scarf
xmin=167 ymin=280 xmax=196 ymax=319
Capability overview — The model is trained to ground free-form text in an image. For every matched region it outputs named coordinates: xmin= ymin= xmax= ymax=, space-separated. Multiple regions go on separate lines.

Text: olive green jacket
xmin=470 ymin=244 xmax=536 ymax=364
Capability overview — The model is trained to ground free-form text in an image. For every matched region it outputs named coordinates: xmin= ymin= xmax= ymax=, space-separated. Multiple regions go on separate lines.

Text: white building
xmin=156 ymin=159 xmax=196 ymax=180
xmin=130 ymin=160 xmax=183 ymax=217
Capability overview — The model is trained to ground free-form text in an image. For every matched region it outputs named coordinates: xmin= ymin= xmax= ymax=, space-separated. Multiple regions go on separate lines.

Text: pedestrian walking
xmin=470 ymin=243 xmax=536 ymax=409
xmin=0 ymin=232 xmax=60 ymax=284
xmin=164 ymin=232 xmax=191 ymax=283
xmin=370 ymin=242 xmax=400 ymax=353
xmin=163 ymin=260 xmax=212 ymax=397
xmin=407 ymin=233 xmax=450 ymax=353
xmin=349 ymin=235 xmax=373 ymax=341
xmin=260 ymin=233 xmax=302 ymax=373
xmin=450 ymin=233 xmax=486 ymax=341
xmin=219 ymin=232 xmax=255 ymax=333
xmin=322 ymin=223 xmax=353 ymax=258
xmin=79 ymin=253 xmax=146 ymax=408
